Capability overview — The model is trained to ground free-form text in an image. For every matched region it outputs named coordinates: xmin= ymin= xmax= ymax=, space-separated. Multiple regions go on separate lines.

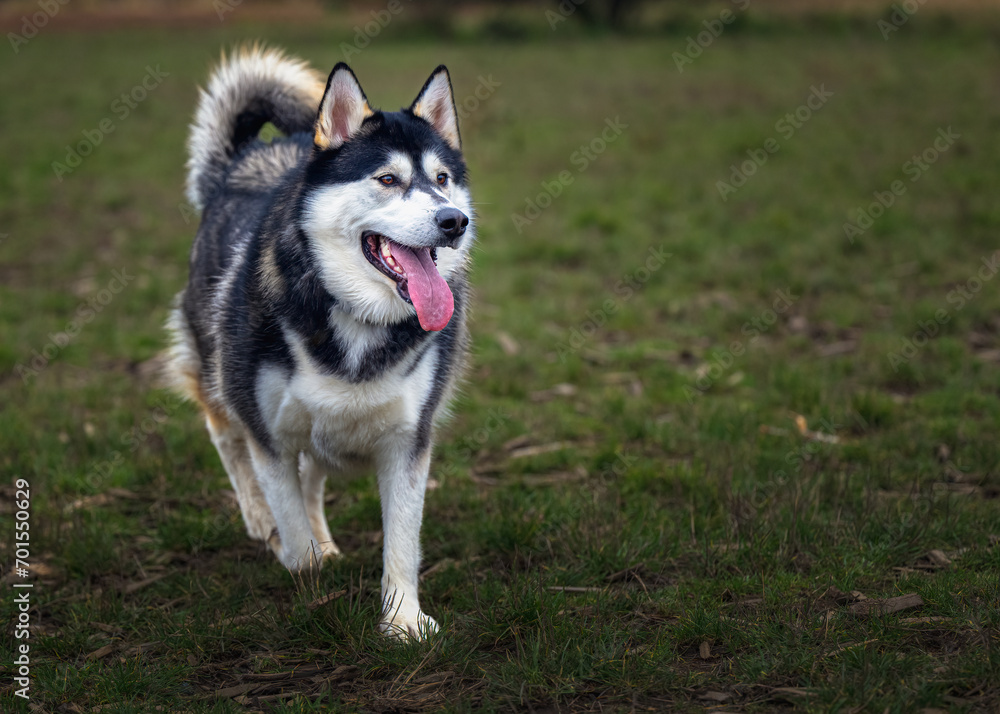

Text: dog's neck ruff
xmin=287 ymin=285 xmax=452 ymax=385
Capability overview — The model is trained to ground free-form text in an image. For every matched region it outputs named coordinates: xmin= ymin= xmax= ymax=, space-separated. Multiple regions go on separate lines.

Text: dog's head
xmin=301 ymin=63 xmax=474 ymax=332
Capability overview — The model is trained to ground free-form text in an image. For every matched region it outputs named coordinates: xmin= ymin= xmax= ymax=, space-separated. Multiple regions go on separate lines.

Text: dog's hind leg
xmin=206 ymin=415 xmax=279 ymax=551
xmin=299 ymin=453 xmax=341 ymax=561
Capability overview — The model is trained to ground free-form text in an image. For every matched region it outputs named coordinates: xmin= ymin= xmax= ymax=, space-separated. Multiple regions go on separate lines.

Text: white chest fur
xmin=255 ymin=329 xmax=438 ymax=467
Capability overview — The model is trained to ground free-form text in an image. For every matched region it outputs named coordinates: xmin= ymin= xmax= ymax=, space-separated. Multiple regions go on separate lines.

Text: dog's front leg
xmin=375 ymin=442 xmax=439 ymax=640
xmin=247 ymin=441 xmax=322 ymax=572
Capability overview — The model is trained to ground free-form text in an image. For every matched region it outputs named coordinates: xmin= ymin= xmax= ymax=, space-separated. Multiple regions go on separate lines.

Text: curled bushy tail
xmin=185 ymin=45 xmax=323 ymax=211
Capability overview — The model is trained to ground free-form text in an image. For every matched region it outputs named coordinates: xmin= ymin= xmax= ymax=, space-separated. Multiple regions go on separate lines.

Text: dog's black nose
xmin=435 ymin=207 xmax=469 ymax=245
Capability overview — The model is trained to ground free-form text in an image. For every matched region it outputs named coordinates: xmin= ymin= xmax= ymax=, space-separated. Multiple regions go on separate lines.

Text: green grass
xmin=2 ymin=14 xmax=1000 ymax=713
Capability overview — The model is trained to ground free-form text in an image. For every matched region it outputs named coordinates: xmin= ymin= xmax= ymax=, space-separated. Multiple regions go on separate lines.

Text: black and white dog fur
xmin=166 ymin=47 xmax=474 ymax=639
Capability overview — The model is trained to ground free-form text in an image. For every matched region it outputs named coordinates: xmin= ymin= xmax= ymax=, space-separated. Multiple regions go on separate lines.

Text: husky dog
xmin=166 ymin=47 xmax=475 ymax=639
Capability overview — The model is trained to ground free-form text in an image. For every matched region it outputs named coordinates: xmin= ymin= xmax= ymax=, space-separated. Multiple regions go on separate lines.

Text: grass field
xmin=1 ymin=10 xmax=1000 ymax=713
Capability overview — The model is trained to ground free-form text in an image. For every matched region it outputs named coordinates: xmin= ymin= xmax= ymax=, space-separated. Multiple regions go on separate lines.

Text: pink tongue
xmin=389 ymin=243 xmax=454 ymax=331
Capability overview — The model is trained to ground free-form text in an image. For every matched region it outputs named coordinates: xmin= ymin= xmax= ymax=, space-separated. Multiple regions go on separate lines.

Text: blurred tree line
xmin=330 ymin=0 xmax=659 ymax=33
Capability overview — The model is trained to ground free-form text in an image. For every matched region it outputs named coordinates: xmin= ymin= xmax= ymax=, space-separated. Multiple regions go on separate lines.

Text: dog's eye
xmin=436 ymin=173 xmax=448 ymax=186
xmin=377 ymin=174 xmax=397 ymax=186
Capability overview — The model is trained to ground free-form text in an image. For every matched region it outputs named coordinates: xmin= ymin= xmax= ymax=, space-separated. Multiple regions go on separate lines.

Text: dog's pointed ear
xmin=314 ymin=63 xmax=374 ymax=150
xmin=410 ymin=66 xmax=461 ymax=151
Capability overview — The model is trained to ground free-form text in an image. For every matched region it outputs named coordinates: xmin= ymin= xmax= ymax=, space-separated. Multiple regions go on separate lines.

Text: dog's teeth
xmin=384 ymin=255 xmax=404 ymax=274
xmin=380 ymin=240 xmax=391 ymax=258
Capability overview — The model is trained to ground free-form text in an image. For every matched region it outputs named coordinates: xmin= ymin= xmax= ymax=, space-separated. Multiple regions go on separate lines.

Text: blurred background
xmin=1 ymin=1 xmax=999 ymax=711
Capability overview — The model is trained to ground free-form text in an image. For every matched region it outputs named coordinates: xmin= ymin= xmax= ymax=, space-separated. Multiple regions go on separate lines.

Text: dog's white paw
xmin=378 ymin=610 xmax=439 ymax=641
xmin=267 ymin=528 xmax=284 ymax=558
xmin=268 ymin=530 xmax=325 ymax=572
xmin=242 ymin=504 xmax=278 ymax=543
xmin=317 ymin=539 xmax=342 ymax=562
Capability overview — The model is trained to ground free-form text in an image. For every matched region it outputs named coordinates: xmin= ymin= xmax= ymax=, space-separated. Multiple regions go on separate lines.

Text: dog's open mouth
xmin=361 ymin=231 xmax=454 ymax=332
